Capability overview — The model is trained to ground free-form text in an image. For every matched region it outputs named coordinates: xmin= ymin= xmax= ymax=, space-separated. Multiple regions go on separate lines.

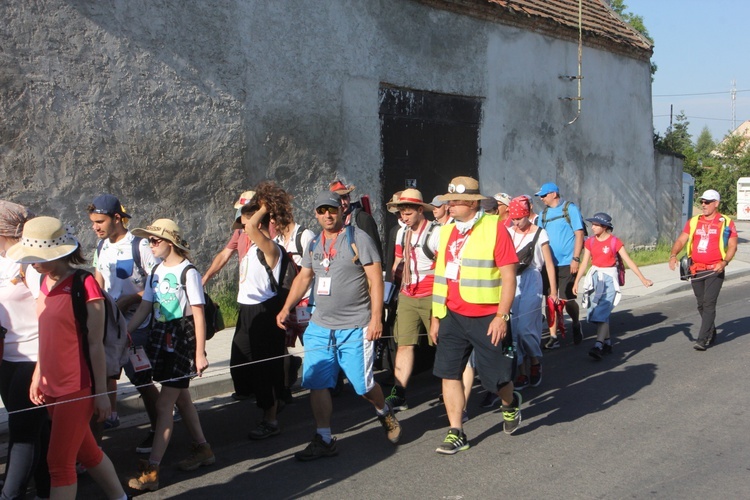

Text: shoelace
xmin=443 ymin=433 xmax=463 ymax=444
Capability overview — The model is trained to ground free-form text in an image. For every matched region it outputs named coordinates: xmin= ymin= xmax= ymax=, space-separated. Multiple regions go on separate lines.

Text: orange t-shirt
xmin=37 ymin=272 xmax=104 ymax=398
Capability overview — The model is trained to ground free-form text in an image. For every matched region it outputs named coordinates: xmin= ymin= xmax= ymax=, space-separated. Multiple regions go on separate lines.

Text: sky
xmin=623 ymin=0 xmax=750 ymax=143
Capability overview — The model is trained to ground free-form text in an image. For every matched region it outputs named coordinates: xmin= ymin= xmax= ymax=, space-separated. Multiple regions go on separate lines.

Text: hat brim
xmin=332 ymin=188 xmax=355 ymax=195
xmin=6 ymin=239 xmax=79 ymax=264
xmin=386 ymin=201 xmax=435 ymax=210
xmin=131 ymin=228 xmax=190 ymax=251
xmin=437 ymin=193 xmax=488 ymax=202
xmin=585 ymin=218 xmax=613 ymax=229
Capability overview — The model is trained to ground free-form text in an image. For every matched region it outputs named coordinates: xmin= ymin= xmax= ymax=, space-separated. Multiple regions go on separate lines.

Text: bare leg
xmin=149 ymin=386 xmax=181 ymax=464
xmin=461 ymin=364 xmax=474 ymax=412
xmin=393 ymin=345 xmax=415 ymax=388
xmin=175 ymin=389 xmax=207 ymax=444
xmin=310 ymin=389 xmax=333 ymax=428
xmin=86 ymin=453 xmax=126 ymax=499
xmin=443 ymin=379 xmax=465 ymax=429
xmin=361 ymin=384 xmax=386 ymax=412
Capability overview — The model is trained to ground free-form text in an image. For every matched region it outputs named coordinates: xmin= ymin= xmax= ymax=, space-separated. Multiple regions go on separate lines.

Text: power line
xmin=653 ymin=89 xmax=750 ymax=97
xmin=652 ymin=114 xmax=747 ymax=123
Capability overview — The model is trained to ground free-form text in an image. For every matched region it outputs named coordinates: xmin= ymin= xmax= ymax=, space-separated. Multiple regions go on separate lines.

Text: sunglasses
xmin=148 ymin=237 xmax=164 ymax=246
xmin=316 ymin=206 xmax=339 ymax=215
xmin=700 ymin=199 xmax=715 ymax=205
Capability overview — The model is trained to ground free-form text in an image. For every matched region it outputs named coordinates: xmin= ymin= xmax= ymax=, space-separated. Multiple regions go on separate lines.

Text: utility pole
xmin=731 ymin=79 xmax=736 ymax=131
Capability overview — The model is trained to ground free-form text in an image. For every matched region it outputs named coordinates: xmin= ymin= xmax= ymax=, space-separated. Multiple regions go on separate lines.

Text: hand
xmin=195 ymin=353 xmax=209 ymax=376
xmin=29 ymin=380 xmax=44 ymax=406
xmin=642 ymin=278 xmax=653 ymax=287
xmin=572 ymin=282 xmax=578 ymax=295
xmin=549 ymin=292 xmax=559 ymax=304
xmin=93 ymin=394 xmax=112 ymax=423
xmin=366 ymin=318 xmax=383 ymax=341
xmin=668 ymin=256 xmax=677 ymax=271
xmin=276 ymin=309 xmax=290 ymax=330
xmin=570 ymin=260 xmax=579 ymax=275
xmin=429 ymin=317 xmax=440 ymax=345
xmin=487 ymin=316 xmax=508 ymax=346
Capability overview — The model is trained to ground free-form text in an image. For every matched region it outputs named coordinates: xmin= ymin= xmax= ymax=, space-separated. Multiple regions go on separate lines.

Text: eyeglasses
xmin=148 ymin=237 xmax=164 ymax=246
xmin=700 ymin=199 xmax=715 ymax=205
xmin=316 ymin=206 xmax=339 ymax=215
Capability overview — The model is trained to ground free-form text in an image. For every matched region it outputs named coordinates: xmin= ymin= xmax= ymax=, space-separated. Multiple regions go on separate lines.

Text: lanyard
xmin=320 ymin=230 xmax=341 ymax=272
xmin=448 ymin=228 xmax=472 ymax=264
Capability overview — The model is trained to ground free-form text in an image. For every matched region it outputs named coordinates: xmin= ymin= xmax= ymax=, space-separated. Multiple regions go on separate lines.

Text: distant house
xmin=0 ymin=0 xmax=680 ymax=271
xmin=713 ymin=120 xmax=750 ymax=156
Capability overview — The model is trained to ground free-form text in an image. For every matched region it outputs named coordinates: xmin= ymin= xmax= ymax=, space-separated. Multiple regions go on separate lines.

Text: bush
xmin=206 ymin=281 xmax=239 ymax=328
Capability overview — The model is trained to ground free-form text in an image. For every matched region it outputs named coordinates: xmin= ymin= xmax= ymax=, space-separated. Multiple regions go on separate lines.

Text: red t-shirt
xmin=394 ymin=221 xmax=437 ymax=298
xmin=585 ymin=235 xmax=623 ymax=268
xmin=682 ymin=215 xmax=737 ymax=265
xmin=37 ymin=273 xmax=104 ymax=398
xmin=444 ymin=219 xmax=519 ymax=317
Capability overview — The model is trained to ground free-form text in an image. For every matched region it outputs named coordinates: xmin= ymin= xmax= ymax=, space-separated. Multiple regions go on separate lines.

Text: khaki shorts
xmin=394 ymin=295 xmax=433 ymax=346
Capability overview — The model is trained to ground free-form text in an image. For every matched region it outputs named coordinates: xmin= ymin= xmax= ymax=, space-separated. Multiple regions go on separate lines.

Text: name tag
xmin=445 ymin=262 xmax=460 ymax=280
xmin=129 ymin=346 xmax=152 ymax=372
xmin=316 ymin=276 xmax=332 ymax=296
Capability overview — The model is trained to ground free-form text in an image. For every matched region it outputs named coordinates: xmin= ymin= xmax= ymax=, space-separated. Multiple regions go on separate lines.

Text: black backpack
xmin=257 ymin=243 xmax=299 ymax=301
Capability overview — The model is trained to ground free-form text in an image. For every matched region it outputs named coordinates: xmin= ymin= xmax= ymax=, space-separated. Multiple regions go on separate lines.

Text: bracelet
xmin=496 ymin=313 xmax=510 ymax=322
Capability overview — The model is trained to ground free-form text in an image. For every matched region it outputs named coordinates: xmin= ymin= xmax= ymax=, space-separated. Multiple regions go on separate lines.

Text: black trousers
xmin=691 ymin=270 xmax=724 ymax=343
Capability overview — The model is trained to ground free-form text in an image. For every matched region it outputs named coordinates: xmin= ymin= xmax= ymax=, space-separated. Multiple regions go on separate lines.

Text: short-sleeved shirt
xmin=301 ymin=227 xmax=381 ymax=329
xmin=540 ymin=200 xmax=584 ymax=266
xmin=394 ymin=220 xmax=441 ymax=297
xmin=507 ymin=226 xmax=551 ymax=271
xmin=682 ymin=215 xmax=738 ymax=265
xmin=0 ymin=257 xmax=41 ymax=362
xmin=585 ymin=234 xmax=623 ymax=268
xmin=238 ymin=242 xmax=282 ymax=305
xmin=38 ymin=272 xmax=104 ymax=398
xmin=274 ymin=223 xmax=316 ymax=268
xmin=444 ymin=218 xmax=519 ymax=317
xmin=143 ymin=260 xmax=205 ymax=322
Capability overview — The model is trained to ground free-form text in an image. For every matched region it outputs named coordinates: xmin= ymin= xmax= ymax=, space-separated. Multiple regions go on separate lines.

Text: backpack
xmin=608 ymin=236 xmax=626 ymax=286
xmin=257 ymin=243 xmax=299 ymax=301
xmin=399 ymin=220 xmax=440 ymax=262
xmin=515 ymin=227 xmax=542 ymax=274
xmin=540 ymin=201 xmax=588 ymax=237
xmin=286 ymin=225 xmax=308 ymax=265
xmin=148 ymin=264 xmax=224 ymax=341
xmin=96 ymin=236 xmax=147 ymax=280
xmin=307 ymin=225 xmax=359 ymax=307
xmin=68 ymin=270 xmax=130 ymax=379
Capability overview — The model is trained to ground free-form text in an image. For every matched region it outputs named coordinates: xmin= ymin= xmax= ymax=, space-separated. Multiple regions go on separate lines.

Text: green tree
xmin=695 ymin=126 xmax=716 ymax=159
xmin=657 ymin=112 xmax=693 ymax=155
xmin=608 ymin=0 xmax=658 ymax=76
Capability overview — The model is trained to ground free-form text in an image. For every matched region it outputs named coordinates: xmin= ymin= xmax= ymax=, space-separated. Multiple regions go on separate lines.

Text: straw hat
xmin=437 ymin=176 xmax=487 ymax=202
xmin=131 ymin=219 xmax=190 ymax=251
xmin=6 ymin=216 xmax=79 ymax=264
xmin=387 ymin=188 xmax=434 ymax=210
xmin=329 ymin=180 xmax=356 ymax=195
xmin=233 ymin=190 xmax=256 ymax=209
xmin=386 ymin=191 xmax=403 ymax=214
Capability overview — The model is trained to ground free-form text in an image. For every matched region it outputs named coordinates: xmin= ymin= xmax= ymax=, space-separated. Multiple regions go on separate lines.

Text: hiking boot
xmin=295 ymin=434 xmax=338 ymax=461
xmin=135 ymin=430 xmax=155 ymax=454
xmin=248 ymin=421 xmax=281 ymax=440
xmin=693 ymin=341 xmax=707 ymax=351
xmin=128 ymin=460 xmax=159 ymax=492
xmin=589 ymin=345 xmax=604 ymax=360
xmin=385 ymin=386 xmax=408 ymax=412
xmin=529 ymin=363 xmax=542 ymax=387
xmin=573 ymin=323 xmax=583 ymax=345
xmin=435 ymin=428 xmax=470 ymax=455
xmin=377 ymin=406 xmax=402 ymax=444
xmin=602 ymin=343 xmax=613 ymax=355
xmin=480 ymin=392 xmax=501 ymax=409
xmin=544 ymin=336 xmax=561 ymax=349
xmin=502 ymin=392 xmax=522 ymax=435
xmin=177 ymin=442 xmax=215 ymax=471
xmin=103 ymin=415 xmax=120 ymax=431
xmin=514 ymin=375 xmax=530 ymax=391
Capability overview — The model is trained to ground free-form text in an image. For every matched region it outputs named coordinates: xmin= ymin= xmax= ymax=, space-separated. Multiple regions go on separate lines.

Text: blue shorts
xmin=301 ymin=321 xmax=375 ymax=396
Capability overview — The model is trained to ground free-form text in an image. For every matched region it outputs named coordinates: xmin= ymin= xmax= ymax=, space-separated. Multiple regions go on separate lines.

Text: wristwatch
xmin=496 ymin=313 xmax=510 ymax=322
xmin=572 ymin=257 xmax=581 ymax=263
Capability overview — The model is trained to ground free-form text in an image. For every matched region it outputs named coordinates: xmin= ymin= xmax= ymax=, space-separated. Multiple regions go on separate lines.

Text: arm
xmin=541 ymin=242 xmax=558 ymax=302
xmin=572 ymin=247 xmax=592 ymax=295
xmin=191 ymin=304 xmax=209 ymax=375
xmin=276 ymin=266 xmax=315 ymax=329
xmin=570 ymin=229 xmax=584 ymax=274
xmin=363 ymin=261 xmax=384 ymax=341
xmin=618 ymin=247 xmax=653 ymax=287
xmin=668 ymin=232 xmax=689 ymax=271
xmin=116 ymin=290 xmax=143 ymax=313
xmin=246 ymin=204 xmax=280 ymax=269
xmin=94 ymin=269 xmax=105 ymax=289
xmin=202 ymin=248 xmax=235 ymax=285
xmin=391 ymin=256 xmax=403 ymax=277
xmin=127 ymin=299 xmax=152 ymax=334
xmin=85 ymin=299 xmax=111 ymax=422
xmin=29 ymin=362 xmax=43 ymax=405
xmin=486 ymin=263 xmax=516 ymax=346
xmin=714 ymin=235 xmax=738 ymax=274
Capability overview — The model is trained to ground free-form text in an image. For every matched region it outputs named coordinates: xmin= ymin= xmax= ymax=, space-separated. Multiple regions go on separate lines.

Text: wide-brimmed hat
xmin=387 ymin=191 xmax=403 ymax=214
xmin=233 ymin=190 xmax=256 ymax=209
xmin=387 ymin=188 xmax=434 ymax=211
xmin=329 ymin=180 xmax=355 ymax=195
xmin=131 ymin=219 xmax=190 ymax=251
xmin=437 ymin=176 xmax=487 ymax=202
xmin=493 ymin=192 xmax=512 ymax=207
xmin=6 ymin=216 xmax=79 ymax=264
xmin=586 ymin=212 xmax=613 ymax=229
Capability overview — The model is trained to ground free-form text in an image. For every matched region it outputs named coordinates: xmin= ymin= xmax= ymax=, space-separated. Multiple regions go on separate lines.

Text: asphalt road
xmin=64 ymin=276 xmax=750 ymax=499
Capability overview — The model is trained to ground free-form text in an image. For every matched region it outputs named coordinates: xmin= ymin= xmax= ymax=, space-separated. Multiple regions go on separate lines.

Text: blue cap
xmin=315 ymin=190 xmax=342 ymax=210
xmin=535 ymin=182 xmax=560 ymax=197
xmin=430 ymin=196 xmax=446 ymax=207
xmin=90 ymin=194 xmax=132 ymax=218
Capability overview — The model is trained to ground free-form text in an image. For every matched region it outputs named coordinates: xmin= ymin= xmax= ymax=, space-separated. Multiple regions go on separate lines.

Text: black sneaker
xmin=589 ymin=345 xmax=604 ymax=360
xmin=501 ymin=392 xmax=522 ymax=435
xmin=573 ymin=323 xmax=583 ymax=345
xmin=435 ymin=429 xmax=470 ymax=455
xmin=295 ymin=434 xmax=338 ymax=461
xmin=693 ymin=341 xmax=707 ymax=351
xmin=248 ymin=420 xmax=281 ymax=440
xmin=602 ymin=343 xmax=613 ymax=355
xmin=544 ymin=336 xmax=561 ymax=349
xmin=514 ymin=375 xmax=530 ymax=391
xmin=385 ymin=386 xmax=408 ymax=412
xmin=135 ymin=431 xmax=155 ymax=454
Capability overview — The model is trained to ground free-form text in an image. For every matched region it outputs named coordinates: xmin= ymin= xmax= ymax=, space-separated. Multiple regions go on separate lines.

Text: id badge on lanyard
xmin=129 ymin=346 xmax=152 ymax=372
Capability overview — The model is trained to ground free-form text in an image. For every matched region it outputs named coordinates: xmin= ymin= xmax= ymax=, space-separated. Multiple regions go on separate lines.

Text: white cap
xmin=700 ymin=189 xmax=720 ymax=202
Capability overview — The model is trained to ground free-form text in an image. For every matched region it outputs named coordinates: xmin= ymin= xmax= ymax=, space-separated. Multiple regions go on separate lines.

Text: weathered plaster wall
xmin=0 ymin=0 xmax=677 ymax=278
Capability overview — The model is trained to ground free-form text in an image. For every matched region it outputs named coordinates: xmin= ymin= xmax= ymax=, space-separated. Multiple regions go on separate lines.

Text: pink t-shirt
xmin=37 ymin=272 xmax=104 ymax=398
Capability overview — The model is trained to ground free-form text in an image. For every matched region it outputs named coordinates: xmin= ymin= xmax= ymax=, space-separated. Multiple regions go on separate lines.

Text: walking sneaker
xmin=435 ymin=428 xmax=470 ymax=455
xmin=177 ymin=442 xmax=215 ymax=471
xmin=602 ymin=343 xmax=613 ymax=355
xmin=501 ymin=392 xmax=522 ymax=435
xmin=128 ymin=460 xmax=159 ymax=492
xmin=708 ymin=327 xmax=718 ymax=346
xmin=377 ymin=406 xmax=402 ymax=444
xmin=135 ymin=430 xmax=156 ymax=454
xmin=514 ymin=375 xmax=530 ymax=391
xmin=573 ymin=323 xmax=583 ymax=345
xmin=589 ymin=345 xmax=604 ymax=360
xmin=480 ymin=392 xmax=501 ymax=409
xmin=248 ymin=420 xmax=281 ymax=440
xmin=295 ymin=434 xmax=338 ymax=461
xmin=103 ymin=415 xmax=120 ymax=431
xmin=385 ymin=386 xmax=408 ymax=412
xmin=693 ymin=341 xmax=707 ymax=351
xmin=529 ymin=363 xmax=542 ymax=387
xmin=544 ymin=336 xmax=561 ymax=350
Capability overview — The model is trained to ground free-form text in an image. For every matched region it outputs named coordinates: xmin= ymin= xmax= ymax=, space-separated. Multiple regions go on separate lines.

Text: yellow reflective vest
xmin=686 ymin=213 xmax=729 ymax=260
xmin=432 ymin=214 xmax=502 ymax=319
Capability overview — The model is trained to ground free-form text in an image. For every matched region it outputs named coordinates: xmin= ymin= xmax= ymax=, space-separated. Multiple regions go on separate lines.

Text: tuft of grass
xmin=627 ymin=240 xmax=675 ymax=268
xmin=206 ymin=281 xmax=239 ymax=328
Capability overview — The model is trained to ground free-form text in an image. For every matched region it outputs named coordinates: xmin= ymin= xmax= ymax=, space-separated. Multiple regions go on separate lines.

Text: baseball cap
xmin=315 ymin=190 xmax=342 ymax=210
xmin=90 ymin=194 xmax=132 ymax=218
xmin=535 ymin=182 xmax=560 ymax=197
xmin=430 ymin=196 xmax=446 ymax=207
xmin=699 ymin=189 xmax=720 ymax=202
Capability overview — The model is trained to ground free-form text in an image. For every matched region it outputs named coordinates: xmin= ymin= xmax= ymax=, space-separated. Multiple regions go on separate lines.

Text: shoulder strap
xmin=180 ymin=264 xmax=198 ymax=307
xmin=96 ymin=239 xmax=105 ymax=261
xmin=292 ymin=225 xmax=306 ymax=256
xmin=256 ymin=245 xmax=284 ymax=294
xmin=421 ymin=221 xmax=440 ymax=261
xmin=131 ymin=236 xmax=146 ymax=278
xmin=345 ymin=224 xmax=360 ymax=264
xmin=530 ymin=226 xmax=542 ymax=247
xmin=71 ymin=269 xmax=91 ymax=336
xmin=561 ymin=201 xmax=571 ymax=225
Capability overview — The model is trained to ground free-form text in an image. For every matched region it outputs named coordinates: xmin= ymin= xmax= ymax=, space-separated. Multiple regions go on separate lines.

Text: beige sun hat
xmin=387 ymin=188 xmax=434 ymax=210
xmin=386 ymin=191 xmax=403 ymax=214
xmin=6 ymin=216 xmax=79 ymax=264
xmin=233 ymin=190 xmax=256 ymax=209
xmin=437 ymin=176 xmax=487 ymax=202
xmin=329 ymin=179 xmax=356 ymax=195
xmin=131 ymin=218 xmax=190 ymax=251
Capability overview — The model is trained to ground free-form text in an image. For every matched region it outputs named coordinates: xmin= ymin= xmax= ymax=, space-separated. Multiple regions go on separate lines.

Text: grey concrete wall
xmin=0 ymin=0 xmax=674 ymax=278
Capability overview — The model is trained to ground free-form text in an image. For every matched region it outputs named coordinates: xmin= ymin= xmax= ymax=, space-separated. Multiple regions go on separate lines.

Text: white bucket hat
xmin=6 ymin=216 xmax=79 ymax=264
